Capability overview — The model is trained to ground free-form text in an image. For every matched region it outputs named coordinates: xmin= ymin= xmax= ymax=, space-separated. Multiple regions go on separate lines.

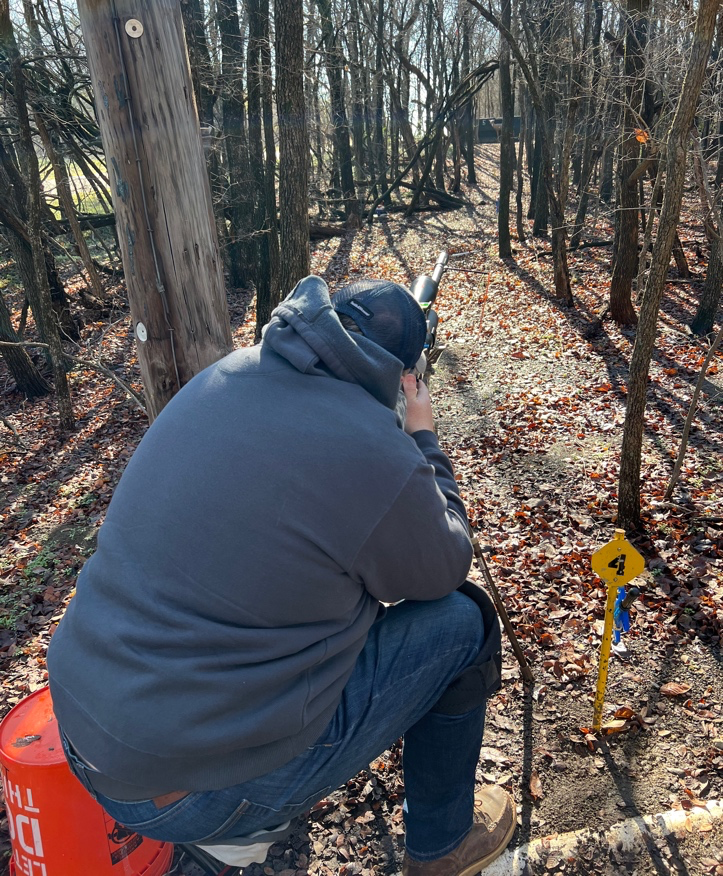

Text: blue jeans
xmin=67 ymin=593 xmax=488 ymax=861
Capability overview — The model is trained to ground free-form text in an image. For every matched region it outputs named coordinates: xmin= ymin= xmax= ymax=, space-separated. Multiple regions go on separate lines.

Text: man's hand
xmin=402 ymin=373 xmax=435 ymax=435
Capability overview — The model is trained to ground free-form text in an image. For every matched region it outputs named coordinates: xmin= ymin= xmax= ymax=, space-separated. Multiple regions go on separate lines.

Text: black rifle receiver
xmin=410 ymin=251 xmax=448 ymax=380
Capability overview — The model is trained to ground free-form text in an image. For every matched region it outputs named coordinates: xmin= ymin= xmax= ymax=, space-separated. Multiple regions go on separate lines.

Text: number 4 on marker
xmin=607 ymin=554 xmax=626 ymax=576
xmin=591 ymin=530 xmax=645 ymax=586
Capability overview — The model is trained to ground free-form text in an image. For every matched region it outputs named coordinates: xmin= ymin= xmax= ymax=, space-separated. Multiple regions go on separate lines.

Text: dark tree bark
xmin=0 ymin=290 xmax=50 ymax=397
xmin=316 ymin=0 xmax=360 ymax=225
xmin=609 ymin=0 xmax=650 ymax=326
xmin=217 ymin=0 xmax=254 ymax=288
xmin=247 ymin=0 xmax=280 ymax=334
xmin=528 ymin=113 xmax=542 ymax=219
xmin=600 ymin=141 xmax=615 ymax=203
xmin=570 ymin=1 xmax=603 ymax=249
xmin=618 ymin=0 xmax=720 ymax=531
xmin=276 ymin=0 xmax=310 ymax=294
xmin=180 ymin=0 xmax=215 ymax=125
xmin=260 ymin=0 xmax=281 ymax=316
xmin=373 ymin=0 xmax=389 ymax=201
xmin=691 ymin=235 xmax=723 ymax=335
xmin=461 ymin=11 xmax=477 ymax=184
xmin=347 ymin=0 xmax=368 ymax=178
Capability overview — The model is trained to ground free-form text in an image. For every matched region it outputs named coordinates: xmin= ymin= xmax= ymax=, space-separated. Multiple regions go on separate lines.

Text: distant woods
xmin=0 ymin=0 xmax=722 ymax=418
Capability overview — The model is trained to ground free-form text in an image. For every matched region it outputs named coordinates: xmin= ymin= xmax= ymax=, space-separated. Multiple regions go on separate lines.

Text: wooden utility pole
xmin=76 ymin=0 xmax=233 ymax=420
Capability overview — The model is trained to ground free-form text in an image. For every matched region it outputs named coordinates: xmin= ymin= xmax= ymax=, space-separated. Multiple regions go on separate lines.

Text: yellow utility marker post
xmin=590 ymin=530 xmax=645 ymax=731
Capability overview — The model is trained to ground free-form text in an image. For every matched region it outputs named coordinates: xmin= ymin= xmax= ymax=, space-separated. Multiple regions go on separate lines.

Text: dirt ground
xmin=1 ymin=146 xmax=722 ymax=875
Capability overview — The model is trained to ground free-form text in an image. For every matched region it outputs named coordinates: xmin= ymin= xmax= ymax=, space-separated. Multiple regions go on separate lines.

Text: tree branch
xmin=0 ymin=340 xmax=147 ymax=413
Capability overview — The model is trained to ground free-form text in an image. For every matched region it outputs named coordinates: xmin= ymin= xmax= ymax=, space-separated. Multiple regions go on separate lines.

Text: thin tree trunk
xmin=276 ymin=0 xmax=310 ymax=294
xmin=498 ymin=0 xmax=514 ymax=258
xmin=247 ymin=0 xmax=274 ymax=333
xmin=259 ymin=0 xmax=280 ymax=318
xmin=609 ymin=0 xmax=650 ymax=325
xmin=316 ymin=0 xmax=360 ymax=226
xmin=373 ymin=0 xmax=388 ymax=202
xmin=691 ymin=235 xmax=723 ymax=334
xmin=217 ymin=0 xmax=253 ymax=288
xmin=461 ymin=11 xmax=477 ymax=184
xmin=516 ymin=90 xmax=527 ymax=242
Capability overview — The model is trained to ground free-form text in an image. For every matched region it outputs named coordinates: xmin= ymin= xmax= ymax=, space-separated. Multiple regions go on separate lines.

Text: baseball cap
xmin=332 ymin=279 xmax=426 ymax=369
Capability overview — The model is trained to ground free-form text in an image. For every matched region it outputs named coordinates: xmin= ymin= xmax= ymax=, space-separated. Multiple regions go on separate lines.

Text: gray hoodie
xmin=47 ymin=276 xmax=473 ymax=798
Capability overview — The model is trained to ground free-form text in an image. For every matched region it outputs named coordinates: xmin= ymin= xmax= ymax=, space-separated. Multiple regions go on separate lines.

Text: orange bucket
xmin=0 ymin=687 xmax=174 ymax=876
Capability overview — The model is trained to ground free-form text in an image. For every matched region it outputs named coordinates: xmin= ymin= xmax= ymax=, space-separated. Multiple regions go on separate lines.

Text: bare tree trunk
xmin=610 ymin=0 xmax=650 ymax=325
xmin=217 ymin=0 xmax=254 ymax=289
xmin=276 ymin=0 xmax=310 ymax=294
xmin=461 ymin=10 xmax=477 ymax=185
xmin=691 ymin=235 xmax=723 ymax=335
xmin=316 ymin=0 xmax=360 ymax=226
xmin=247 ymin=0 xmax=276 ymax=334
xmin=373 ymin=0 xmax=389 ymax=202
xmin=618 ymin=0 xmax=720 ymax=531
xmin=259 ymin=0 xmax=280 ymax=320
xmin=498 ymin=0 xmax=514 ymax=258
xmin=516 ymin=89 xmax=527 ymax=242
xmin=180 ymin=0 xmax=215 ymax=124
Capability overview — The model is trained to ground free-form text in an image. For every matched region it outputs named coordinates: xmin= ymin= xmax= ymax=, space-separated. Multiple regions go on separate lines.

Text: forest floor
xmin=1 ymin=146 xmax=722 ymax=876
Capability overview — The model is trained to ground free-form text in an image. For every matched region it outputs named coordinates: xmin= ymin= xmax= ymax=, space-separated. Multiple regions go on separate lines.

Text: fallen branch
xmin=0 ymin=340 xmax=146 ymax=414
xmin=397 ymin=182 xmax=468 ymax=208
xmin=1 ymin=416 xmax=28 ymax=449
xmin=309 ymin=223 xmax=346 ymax=240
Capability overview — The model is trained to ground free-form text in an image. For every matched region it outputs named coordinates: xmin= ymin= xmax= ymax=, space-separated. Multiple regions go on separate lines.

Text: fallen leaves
xmin=529 ymin=770 xmax=544 ymax=801
xmin=660 ymin=682 xmax=693 ymax=697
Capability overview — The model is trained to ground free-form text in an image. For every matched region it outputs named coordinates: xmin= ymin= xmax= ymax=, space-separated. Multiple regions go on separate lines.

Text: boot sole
xmin=457 ymin=814 xmax=516 ymax=876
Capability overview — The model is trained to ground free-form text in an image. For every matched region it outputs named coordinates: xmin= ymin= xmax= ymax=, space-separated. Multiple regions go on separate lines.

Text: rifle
xmin=410 ymin=251 xmax=448 ymax=383
xmin=411 ymin=252 xmax=534 ymax=683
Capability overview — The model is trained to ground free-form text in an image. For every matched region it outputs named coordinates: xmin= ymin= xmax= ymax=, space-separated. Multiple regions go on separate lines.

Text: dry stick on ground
xmin=664 ymin=322 xmax=723 ymax=500
xmin=1 ymin=416 xmax=28 ymax=449
xmin=470 ymin=532 xmax=534 ymax=683
xmin=0 ymin=340 xmax=146 ymax=413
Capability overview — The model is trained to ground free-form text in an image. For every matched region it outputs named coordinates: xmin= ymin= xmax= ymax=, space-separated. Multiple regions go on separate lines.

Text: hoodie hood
xmin=263 ymin=275 xmax=405 ymax=410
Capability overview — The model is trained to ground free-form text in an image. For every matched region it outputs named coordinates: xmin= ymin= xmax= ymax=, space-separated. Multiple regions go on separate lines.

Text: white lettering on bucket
xmin=5 ymin=778 xmax=22 ymax=808
xmin=13 ymin=852 xmax=47 ymax=876
xmin=1 ymin=775 xmax=40 ymax=813
xmin=24 ymin=788 xmax=40 ymax=813
xmin=1 ymin=771 xmax=47 ymax=874
xmin=15 ymin=814 xmax=44 ymax=857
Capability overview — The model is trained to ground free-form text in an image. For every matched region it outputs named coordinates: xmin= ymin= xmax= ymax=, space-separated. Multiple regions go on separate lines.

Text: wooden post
xmin=76 ymin=0 xmax=233 ymax=420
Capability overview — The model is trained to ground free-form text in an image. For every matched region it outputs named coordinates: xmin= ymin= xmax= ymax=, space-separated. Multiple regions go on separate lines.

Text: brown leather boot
xmin=402 ymin=786 xmax=516 ymax=876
